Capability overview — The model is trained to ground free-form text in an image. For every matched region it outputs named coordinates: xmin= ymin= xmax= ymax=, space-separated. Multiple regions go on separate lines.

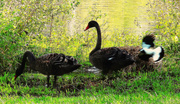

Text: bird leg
xmin=47 ymin=75 xmax=50 ymax=87
xmin=53 ymin=75 xmax=57 ymax=87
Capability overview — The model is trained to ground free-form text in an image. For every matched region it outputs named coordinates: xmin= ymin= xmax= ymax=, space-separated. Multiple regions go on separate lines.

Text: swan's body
xmin=15 ymin=51 xmax=81 ymax=87
xmin=89 ymin=47 xmax=135 ymax=74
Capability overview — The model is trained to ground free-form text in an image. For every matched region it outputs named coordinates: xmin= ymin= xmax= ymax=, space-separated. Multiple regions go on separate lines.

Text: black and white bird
xmin=120 ymin=34 xmax=165 ymax=72
xmin=138 ymin=34 xmax=164 ymax=62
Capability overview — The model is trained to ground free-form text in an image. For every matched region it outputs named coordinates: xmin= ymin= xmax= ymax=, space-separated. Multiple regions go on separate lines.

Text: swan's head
xmin=84 ymin=20 xmax=99 ymax=31
xmin=14 ymin=66 xmax=24 ymax=80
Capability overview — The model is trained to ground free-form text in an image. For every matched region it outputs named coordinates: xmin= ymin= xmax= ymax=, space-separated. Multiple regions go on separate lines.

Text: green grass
xmin=1 ymin=93 xmax=180 ymax=104
xmin=0 ymin=53 xmax=180 ymax=103
xmin=0 ymin=0 xmax=179 ymax=103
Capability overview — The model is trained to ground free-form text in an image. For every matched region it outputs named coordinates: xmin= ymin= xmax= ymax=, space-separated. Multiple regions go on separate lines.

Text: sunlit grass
xmin=0 ymin=93 xmax=180 ymax=103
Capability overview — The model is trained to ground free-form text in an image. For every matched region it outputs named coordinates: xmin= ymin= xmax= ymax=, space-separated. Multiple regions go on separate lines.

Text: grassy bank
xmin=0 ymin=52 xmax=180 ymax=103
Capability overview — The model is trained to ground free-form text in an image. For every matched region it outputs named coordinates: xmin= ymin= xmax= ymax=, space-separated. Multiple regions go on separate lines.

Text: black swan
xmin=84 ymin=20 xmax=135 ymax=74
xmin=15 ymin=51 xmax=81 ymax=87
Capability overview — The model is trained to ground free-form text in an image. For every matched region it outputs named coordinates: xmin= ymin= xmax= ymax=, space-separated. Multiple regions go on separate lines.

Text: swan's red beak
xmin=14 ymin=75 xmax=17 ymax=80
xmin=84 ymin=25 xmax=89 ymax=31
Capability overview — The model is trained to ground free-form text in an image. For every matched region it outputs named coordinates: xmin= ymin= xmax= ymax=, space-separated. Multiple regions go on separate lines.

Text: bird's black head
xmin=84 ymin=20 xmax=99 ymax=31
xmin=14 ymin=66 xmax=23 ymax=80
xmin=142 ymin=34 xmax=155 ymax=48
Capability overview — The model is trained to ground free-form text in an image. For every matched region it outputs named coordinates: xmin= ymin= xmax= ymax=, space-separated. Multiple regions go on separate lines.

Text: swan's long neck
xmin=90 ymin=24 xmax=101 ymax=56
xmin=18 ymin=51 xmax=36 ymax=74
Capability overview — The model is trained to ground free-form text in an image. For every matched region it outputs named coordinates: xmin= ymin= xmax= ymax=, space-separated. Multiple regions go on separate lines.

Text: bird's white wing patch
xmin=143 ymin=48 xmax=154 ymax=55
xmin=153 ymin=46 xmax=163 ymax=61
xmin=108 ymin=57 xmax=114 ymax=60
xmin=153 ymin=54 xmax=160 ymax=62
xmin=154 ymin=47 xmax=161 ymax=54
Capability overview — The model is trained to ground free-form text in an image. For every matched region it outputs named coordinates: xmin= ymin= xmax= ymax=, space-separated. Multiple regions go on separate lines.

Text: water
xmin=70 ymin=0 xmax=151 ymax=35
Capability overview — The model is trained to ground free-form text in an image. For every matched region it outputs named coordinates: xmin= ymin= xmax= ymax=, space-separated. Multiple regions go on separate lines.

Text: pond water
xmin=70 ymin=0 xmax=152 ymax=35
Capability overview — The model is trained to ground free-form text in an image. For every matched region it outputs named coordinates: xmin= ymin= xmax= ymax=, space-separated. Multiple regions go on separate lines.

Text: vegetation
xmin=0 ymin=69 xmax=180 ymax=103
xmin=146 ymin=0 xmax=179 ymax=54
xmin=0 ymin=0 xmax=179 ymax=103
